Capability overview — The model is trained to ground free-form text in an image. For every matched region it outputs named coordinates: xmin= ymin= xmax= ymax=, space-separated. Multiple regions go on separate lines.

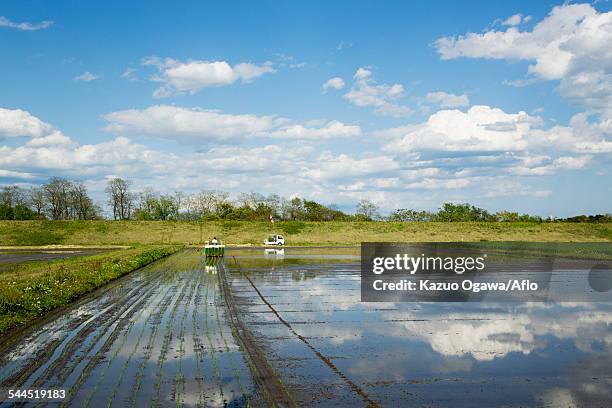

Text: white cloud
xmin=74 ymin=72 xmax=101 ymax=82
xmin=269 ymin=120 xmax=361 ymax=140
xmin=322 ymin=77 xmax=345 ymax=93
xmin=502 ymin=13 xmax=531 ymax=27
xmin=383 ymin=104 xmax=612 ymax=155
xmin=0 ymin=108 xmax=70 ymax=146
xmin=336 ymin=40 xmax=353 ymax=51
xmin=0 ymin=108 xmax=55 ymax=138
xmin=485 ymin=180 xmax=551 ymax=198
xmin=382 ymin=105 xmax=540 ymax=152
xmin=1 ymin=105 xmax=605 ymax=210
xmin=502 ymin=77 xmax=538 ymax=87
xmin=344 ymin=67 xmax=412 ymax=117
xmin=143 ymin=57 xmax=275 ymax=98
xmin=0 ymin=169 xmax=35 ymax=179
xmin=0 ymin=16 xmax=52 ymax=31
xmin=103 ymin=105 xmax=277 ymax=142
xmin=426 ymin=91 xmax=470 ymax=108
xmin=121 ymin=68 xmax=137 ymax=81
xmin=302 ymin=153 xmax=399 ymax=182
xmin=274 ymin=53 xmax=305 ymax=69
xmin=435 ymin=4 xmax=605 ymax=79
xmin=435 ymin=3 xmax=612 ymax=116
xmin=103 ymin=105 xmax=361 ymax=143
xmin=532 ymin=113 xmax=612 ymax=154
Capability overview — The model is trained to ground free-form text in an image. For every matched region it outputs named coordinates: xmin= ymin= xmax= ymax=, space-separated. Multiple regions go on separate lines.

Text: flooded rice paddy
xmin=0 ymin=248 xmax=111 ymax=271
xmin=0 ymin=247 xmax=610 ymax=407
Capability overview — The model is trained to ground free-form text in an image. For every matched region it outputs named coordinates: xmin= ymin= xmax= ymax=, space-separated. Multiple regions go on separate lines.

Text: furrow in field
xmin=150 ymin=269 xmax=197 ymax=407
xmin=17 ymin=264 xmax=166 ymax=391
xmin=46 ymin=267 xmax=167 ymax=394
xmin=174 ymin=268 xmax=199 ymax=407
xmin=127 ymin=273 xmax=184 ymax=407
xmin=191 ymin=271 xmax=206 ymax=408
xmin=213 ymin=266 xmax=250 ymax=405
xmin=204 ymin=266 xmax=225 ymax=406
xmin=77 ymin=276 xmax=175 ymax=408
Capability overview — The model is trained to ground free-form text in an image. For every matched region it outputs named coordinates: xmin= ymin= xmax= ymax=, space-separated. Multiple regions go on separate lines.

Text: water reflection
xmin=264 ymin=248 xmax=285 ymax=258
xmin=228 ymin=247 xmax=612 ymax=407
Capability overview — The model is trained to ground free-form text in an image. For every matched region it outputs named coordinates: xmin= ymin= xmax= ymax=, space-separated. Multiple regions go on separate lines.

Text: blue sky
xmin=1 ymin=1 xmax=611 ymax=216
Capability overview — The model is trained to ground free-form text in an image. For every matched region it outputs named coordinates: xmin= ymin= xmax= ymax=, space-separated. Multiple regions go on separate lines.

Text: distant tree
xmin=173 ymin=191 xmax=185 ymax=217
xmin=28 ymin=186 xmax=47 ymax=218
xmin=434 ymin=203 xmax=493 ymax=222
xmin=237 ymin=192 xmax=266 ymax=210
xmin=106 ymin=178 xmax=133 ymax=220
xmin=44 ymin=177 xmax=72 ymax=220
xmin=0 ymin=203 xmax=14 ymax=220
xmin=356 ymin=199 xmax=379 ymax=221
xmin=288 ymin=197 xmax=304 ymax=220
xmin=69 ymin=182 xmax=98 ymax=220
xmin=13 ymin=204 xmax=35 ymax=220
xmin=154 ymin=195 xmax=179 ymax=220
xmin=388 ymin=209 xmax=434 ymax=222
xmin=134 ymin=188 xmax=157 ymax=220
xmin=494 ymin=210 xmax=520 ymax=222
xmin=1 ymin=186 xmax=26 ymax=207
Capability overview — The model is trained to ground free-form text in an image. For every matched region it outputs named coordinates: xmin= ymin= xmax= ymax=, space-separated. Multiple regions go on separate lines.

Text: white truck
xmin=263 ymin=234 xmax=285 ymax=246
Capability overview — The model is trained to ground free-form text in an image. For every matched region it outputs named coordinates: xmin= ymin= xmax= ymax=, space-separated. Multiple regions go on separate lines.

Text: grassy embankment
xmin=2 ymin=220 xmax=612 ymax=246
xmin=0 ymin=245 xmax=181 ymax=335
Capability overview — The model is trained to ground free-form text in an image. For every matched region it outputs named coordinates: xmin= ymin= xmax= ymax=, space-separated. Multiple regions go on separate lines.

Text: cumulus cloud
xmin=103 ymin=105 xmax=361 ymax=143
xmin=142 ymin=57 xmax=275 ymax=98
xmin=382 ymin=104 xmax=612 ymax=156
xmin=0 ymin=16 xmax=52 ymax=31
xmin=322 ymin=77 xmax=345 ymax=93
xmin=382 ymin=105 xmax=541 ymax=152
xmin=435 ymin=4 xmax=607 ymax=79
xmin=1 ymin=105 xmax=604 ymax=207
xmin=426 ymin=91 xmax=470 ymax=108
xmin=0 ymin=108 xmax=71 ymax=146
xmin=344 ymin=67 xmax=412 ymax=117
xmin=435 ymin=3 xmax=612 ymax=116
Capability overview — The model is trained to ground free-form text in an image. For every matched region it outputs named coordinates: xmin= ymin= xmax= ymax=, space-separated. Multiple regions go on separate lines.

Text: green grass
xmin=0 ymin=245 xmax=181 ymax=335
xmin=456 ymin=241 xmax=612 ymax=260
xmin=1 ymin=220 xmax=612 ymax=246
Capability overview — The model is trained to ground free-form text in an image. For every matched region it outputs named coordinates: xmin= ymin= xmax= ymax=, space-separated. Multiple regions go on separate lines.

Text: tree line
xmin=0 ymin=178 xmax=101 ymax=220
xmin=1 ymin=177 xmax=610 ymax=222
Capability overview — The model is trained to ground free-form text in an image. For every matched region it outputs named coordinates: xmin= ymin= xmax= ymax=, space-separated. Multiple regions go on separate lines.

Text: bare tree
xmin=106 ymin=178 xmax=133 ymax=220
xmin=174 ymin=191 xmax=185 ymax=217
xmin=1 ymin=186 xmax=26 ymax=207
xmin=69 ymin=182 xmax=97 ymax=220
xmin=356 ymin=199 xmax=379 ymax=220
xmin=193 ymin=190 xmax=230 ymax=216
xmin=44 ymin=177 xmax=72 ymax=220
xmin=28 ymin=186 xmax=46 ymax=218
xmin=237 ymin=192 xmax=265 ymax=209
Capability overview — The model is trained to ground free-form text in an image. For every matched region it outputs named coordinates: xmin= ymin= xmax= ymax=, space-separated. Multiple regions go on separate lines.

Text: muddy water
xmin=225 ymin=248 xmax=611 ymax=407
xmin=0 ymin=249 xmax=255 ymax=407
